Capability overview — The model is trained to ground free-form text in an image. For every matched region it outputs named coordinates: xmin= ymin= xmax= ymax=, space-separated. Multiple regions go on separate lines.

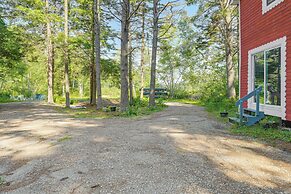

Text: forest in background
xmin=0 ymin=0 xmax=239 ymax=111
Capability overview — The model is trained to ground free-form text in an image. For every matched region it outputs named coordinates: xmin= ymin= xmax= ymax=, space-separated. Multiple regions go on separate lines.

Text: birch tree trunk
xmin=64 ymin=0 xmax=70 ymax=107
xmin=170 ymin=63 xmax=174 ymax=98
xmin=90 ymin=3 xmax=96 ymax=105
xmin=46 ymin=0 xmax=54 ymax=104
xmin=149 ymin=0 xmax=159 ymax=107
xmin=140 ymin=2 xmax=145 ymax=100
xmin=62 ymin=84 xmax=65 ymax=97
xmin=120 ymin=0 xmax=130 ymax=111
xmin=225 ymin=6 xmax=236 ymax=99
xmin=94 ymin=0 xmax=102 ymax=109
xmin=79 ymin=81 xmax=84 ymax=97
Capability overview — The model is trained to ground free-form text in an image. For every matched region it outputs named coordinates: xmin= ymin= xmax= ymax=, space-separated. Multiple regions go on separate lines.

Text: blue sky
xmin=110 ymin=1 xmax=198 ymax=31
xmin=159 ymin=0 xmax=198 ymax=16
xmin=184 ymin=2 xmax=198 ymax=16
xmin=161 ymin=0 xmax=198 ymax=16
xmin=107 ymin=1 xmax=198 ymax=57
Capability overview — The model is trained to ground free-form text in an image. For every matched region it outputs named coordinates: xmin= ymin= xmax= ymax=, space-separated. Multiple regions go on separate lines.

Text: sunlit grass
xmin=55 ymin=98 xmax=167 ymax=119
xmin=0 ymin=98 xmax=18 ymax=103
xmin=121 ymin=104 xmax=167 ymax=117
xmin=231 ymin=125 xmax=291 ymax=143
xmin=0 ymin=175 xmax=10 ymax=186
xmin=57 ymin=135 xmax=72 ymax=142
xmin=0 ymin=176 xmax=6 ymax=186
xmin=55 ymin=106 xmax=119 ymax=119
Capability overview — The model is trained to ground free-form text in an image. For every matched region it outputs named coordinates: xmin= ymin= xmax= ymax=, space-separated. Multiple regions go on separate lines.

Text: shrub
xmin=54 ymin=96 xmax=65 ymax=104
xmin=0 ymin=92 xmax=13 ymax=103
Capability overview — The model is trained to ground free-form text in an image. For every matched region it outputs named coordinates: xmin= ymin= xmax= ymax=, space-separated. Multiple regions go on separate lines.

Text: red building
xmin=232 ymin=0 xmax=291 ymax=123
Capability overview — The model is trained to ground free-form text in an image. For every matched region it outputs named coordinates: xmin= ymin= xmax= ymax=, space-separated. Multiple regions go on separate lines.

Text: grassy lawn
xmin=55 ymin=106 xmax=117 ymax=119
xmin=0 ymin=98 xmax=18 ymax=103
xmin=55 ymin=98 xmax=167 ymax=119
xmin=166 ymin=98 xmax=291 ymax=145
xmin=231 ymin=124 xmax=291 ymax=143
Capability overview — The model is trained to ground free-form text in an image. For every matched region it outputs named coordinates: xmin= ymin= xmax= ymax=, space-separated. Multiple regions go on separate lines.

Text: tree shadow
xmin=146 ymin=104 xmax=291 ymax=192
xmin=0 ymin=102 xmax=290 ymax=193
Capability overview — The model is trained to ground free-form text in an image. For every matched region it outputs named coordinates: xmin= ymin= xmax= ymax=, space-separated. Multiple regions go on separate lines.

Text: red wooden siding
xmin=240 ymin=0 xmax=291 ymax=120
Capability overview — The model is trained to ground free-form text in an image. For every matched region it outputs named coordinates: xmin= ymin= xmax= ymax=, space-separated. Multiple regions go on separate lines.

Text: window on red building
xmin=267 ymin=0 xmax=276 ymax=5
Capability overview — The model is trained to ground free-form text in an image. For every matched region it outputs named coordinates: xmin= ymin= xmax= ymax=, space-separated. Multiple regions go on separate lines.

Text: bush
xmin=0 ymin=92 xmax=13 ymax=103
xmin=54 ymin=96 xmax=79 ymax=105
xmin=54 ymin=96 xmax=65 ymax=104
xmin=171 ymin=89 xmax=191 ymax=99
xmin=0 ymin=92 xmax=10 ymax=99
xmin=123 ymin=98 xmax=166 ymax=117
xmin=132 ymin=98 xmax=148 ymax=107
xmin=70 ymin=99 xmax=78 ymax=105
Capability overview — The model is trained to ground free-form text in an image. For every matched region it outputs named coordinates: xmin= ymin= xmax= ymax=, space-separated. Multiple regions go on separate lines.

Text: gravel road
xmin=0 ymin=102 xmax=290 ymax=194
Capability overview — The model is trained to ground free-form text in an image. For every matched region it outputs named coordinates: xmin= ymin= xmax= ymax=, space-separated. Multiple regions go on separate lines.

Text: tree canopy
xmin=0 ymin=0 xmax=239 ymax=109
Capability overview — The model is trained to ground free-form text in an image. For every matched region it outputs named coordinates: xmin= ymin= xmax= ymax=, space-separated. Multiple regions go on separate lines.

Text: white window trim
xmin=262 ymin=0 xmax=284 ymax=14
xmin=248 ymin=36 xmax=287 ymax=119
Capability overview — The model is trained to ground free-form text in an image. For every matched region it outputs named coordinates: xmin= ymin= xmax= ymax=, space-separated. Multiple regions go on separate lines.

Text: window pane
xmin=266 ymin=47 xmax=281 ymax=106
xmin=254 ymin=52 xmax=265 ymax=104
xmin=267 ymin=0 xmax=276 ymax=6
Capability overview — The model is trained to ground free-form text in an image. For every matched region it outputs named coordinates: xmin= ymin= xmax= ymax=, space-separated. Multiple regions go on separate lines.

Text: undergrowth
xmin=56 ymin=98 xmax=166 ymax=119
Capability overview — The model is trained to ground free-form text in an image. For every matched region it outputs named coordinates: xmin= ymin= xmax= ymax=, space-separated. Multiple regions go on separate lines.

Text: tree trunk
xmin=64 ymin=0 xmax=70 ymax=107
xmin=46 ymin=0 xmax=54 ymax=104
xmin=62 ymin=83 xmax=65 ymax=97
xmin=79 ymin=81 xmax=84 ymax=98
xmin=120 ymin=0 xmax=130 ymax=111
xmin=129 ymin=30 xmax=133 ymax=105
xmin=140 ymin=2 xmax=145 ymax=100
xmin=90 ymin=64 xmax=96 ymax=104
xmin=94 ymin=0 xmax=102 ymax=109
xmin=90 ymin=18 xmax=96 ymax=105
xmin=170 ymin=63 xmax=174 ymax=98
xmin=27 ymin=72 xmax=31 ymax=96
xmin=149 ymin=0 xmax=159 ymax=107
xmin=225 ymin=7 xmax=236 ymax=99
xmin=133 ymin=82 xmax=136 ymax=98
xmin=90 ymin=73 xmax=93 ymax=103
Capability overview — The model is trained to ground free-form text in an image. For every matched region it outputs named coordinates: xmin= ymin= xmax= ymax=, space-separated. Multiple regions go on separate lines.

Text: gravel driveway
xmin=0 ymin=102 xmax=290 ymax=194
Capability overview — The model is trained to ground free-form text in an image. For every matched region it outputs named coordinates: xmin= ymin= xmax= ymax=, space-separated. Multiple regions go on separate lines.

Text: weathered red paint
xmin=240 ymin=0 xmax=291 ymax=120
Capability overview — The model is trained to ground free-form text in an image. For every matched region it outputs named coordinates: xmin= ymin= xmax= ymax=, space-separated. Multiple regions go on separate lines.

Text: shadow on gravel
xmin=0 ymin=102 xmax=65 ymax=125
xmin=148 ymin=104 xmax=291 ymax=193
xmin=0 ymin=102 xmax=290 ymax=193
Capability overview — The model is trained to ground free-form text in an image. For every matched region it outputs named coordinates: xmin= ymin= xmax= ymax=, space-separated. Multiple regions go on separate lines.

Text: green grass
xmin=55 ymin=106 xmax=118 ymax=119
xmin=55 ymin=98 xmax=167 ymax=119
xmin=231 ymin=124 xmax=291 ymax=143
xmin=201 ymin=99 xmax=291 ymax=144
xmin=54 ymin=96 xmax=90 ymax=105
xmin=57 ymin=135 xmax=72 ymax=142
xmin=121 ymin=104 xmax=166 ymax=117
xmin=0 ymin=98 xmax=18 ymax=103
xmin=0 ymin=176 xmax=6 ymax=186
